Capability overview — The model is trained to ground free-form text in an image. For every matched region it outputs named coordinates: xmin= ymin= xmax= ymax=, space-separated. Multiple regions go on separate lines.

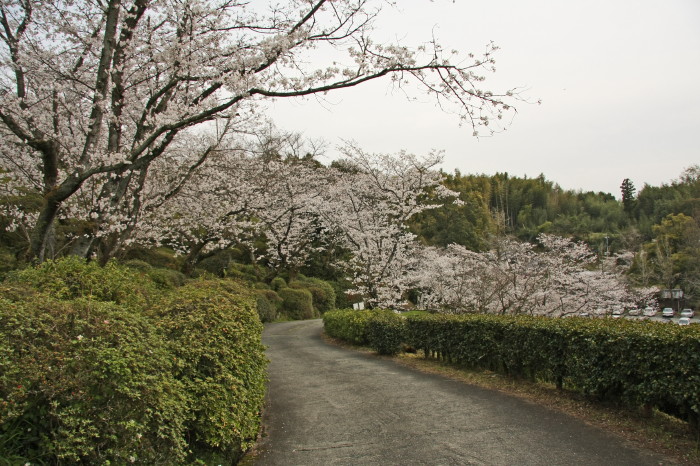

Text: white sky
xmin=264 ymin=0 xmax=700 ymax=197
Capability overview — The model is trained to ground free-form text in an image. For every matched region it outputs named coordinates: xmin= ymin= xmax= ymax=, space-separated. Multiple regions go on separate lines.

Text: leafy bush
xmin=323 ymin=309 xmax=375 ymax=345
xmin=366 ymin=310 xmax=406 ymax=355
xmin=121 ymin=246 xmax=182 ymax=270
xmin=147 ymin=267 xmax=187 ymax=289
xmin=0 ymin=297 xmax=187 ymax=464
xmin=151 ymin=280 xmax=268 ymax=463
xmin=122 ymin=258 xmax=153 ymax=271
xmin=328 ymin=279 xmax=352 ymax=309
xmin=195 ymin=250 xmax=234 ymax=277
xmin=256 ymin=291 xmax=278 ymax=322
xmin=226 ymin=262 xmax=267 ymax=284
xmin=1 ymin=261 xmax=268 ymax=464
xmin=291 ymin=278 xmax=336 ymax=314
xmin=324 ymin=309 xmax=700 ymax=426
xmin=123 ymin=259 xmax=187 ymax=289
xmin=7 ymin=256 xmax=157 ymax=307
xmin=270 ymin=277 xmax=287 ymax=291
xmin=278 ymin=287 xmax=315 ymax=320
xmin=0 ymin=247 xmax=17 ymax=280
xmin=405 ymin=314 xmax=700 ymax=425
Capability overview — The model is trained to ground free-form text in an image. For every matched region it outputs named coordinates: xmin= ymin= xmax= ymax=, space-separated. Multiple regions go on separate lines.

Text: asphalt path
xmin=250 ymin=319 xmax=673 ymax=466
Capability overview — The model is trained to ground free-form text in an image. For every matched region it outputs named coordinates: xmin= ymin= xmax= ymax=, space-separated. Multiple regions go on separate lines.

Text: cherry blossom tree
xmin=0 ymin=0 xmax=520 ymax=261
xmin=316 ymin=146 xmax=457 ymax=307
xmin=411 ymin=234 xmax=657 ymax=316
xmin=127 ymin=125 xmax=329 ymax=275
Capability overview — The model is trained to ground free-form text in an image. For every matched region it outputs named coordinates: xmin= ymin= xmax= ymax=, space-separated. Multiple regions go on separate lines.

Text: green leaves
xmin=1 ymin=259 xmax=267 ymax=464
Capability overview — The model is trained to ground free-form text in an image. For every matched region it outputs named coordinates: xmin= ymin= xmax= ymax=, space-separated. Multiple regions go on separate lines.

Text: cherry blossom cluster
xmin=410 ymin=234 xmax=657 ymax=317
xmin=1 ymin=0 xmax=520 ymax=261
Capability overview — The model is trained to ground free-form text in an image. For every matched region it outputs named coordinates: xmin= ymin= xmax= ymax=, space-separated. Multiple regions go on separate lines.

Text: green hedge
xmin=290 ymin=278 xmax=336 ymax=314
xmin=278 ymin=287 xmax=315 ymax=320
xmin=0 ymin=296 xmax=187 ymax=464
xmin=405 ymin=314 xmax=700 ymax=424
xmin=323 ymin=309 xmax=375 ymax=345
xmin=324 ymin=310 xmax=700 ymax=425
xmin=0 ymin=258 xmax=267 ymax=464
xmin=323 ymin=309 xmax=403 ymax=351
xmin=366 ymin=311 xmax=406 ymax=355
xmin=151 ymin=280 xmax=267 ymax=463
xmin=6 ymin=256 xmax=158 ymax=307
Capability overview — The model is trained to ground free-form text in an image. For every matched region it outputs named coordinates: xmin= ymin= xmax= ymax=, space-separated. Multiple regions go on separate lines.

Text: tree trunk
xmin=28 ymin=197 xmax=62 ymax=262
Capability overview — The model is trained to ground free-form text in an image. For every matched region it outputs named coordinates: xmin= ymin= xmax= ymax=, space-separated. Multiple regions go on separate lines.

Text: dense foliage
xmin=324 ymin=310 xmax=700 ymax=427
xmin=0 ymin=259 xmax=267 ymax=464
xmin=410 ymin=167 xmax=700 ymax=309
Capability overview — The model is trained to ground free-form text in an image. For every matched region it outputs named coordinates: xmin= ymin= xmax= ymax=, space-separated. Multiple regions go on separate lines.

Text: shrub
xmin=328 ymin=279 xmax=352 ymax=309
xmin=121 ymin=246 xmax=182 ymax=270
xmin=278 ymin=287 xmax=315 ymax=320
xmin=147 ymin=267 xmax=187 ymax=290
xmin=151 ymin=280 xmax=268 ymax=463
xmin=123 ymin=259 xmax=187 ymax=289
xmin=122 ymin=258 xmax=153 ymax=271
xmin=227 ymin=263 xmax=267 ymax=283
xmin=256 ymin=291 xmax=278 ymax=322
xmin=7 ymin=256 xmax=157 ymax=307
xmin=1 ymin=263 xmax=268 ymax=464
xmin=195 ymin=250 xmax=234 ymax=277
xmin=291 ymin=278 xmax=336 ymax=314
xmin=367 ymin=310 xmax=406 ymax=355
xmin=323 ymin=309 xmax=375 ymax=345
xmin=270 ymin=277 xmax=287 ymax=291
xmin=0 ymin=247 xmax=17 ymax=280
xmin=404 ymin=314 xmax=700 ymax=425
xmin=0 ymin=297 xmax=188 ymax=464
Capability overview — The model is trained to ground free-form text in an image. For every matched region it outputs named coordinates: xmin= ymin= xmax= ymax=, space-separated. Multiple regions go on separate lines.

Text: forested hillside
xmin=410 ymin=166 xmax=700 ymax=307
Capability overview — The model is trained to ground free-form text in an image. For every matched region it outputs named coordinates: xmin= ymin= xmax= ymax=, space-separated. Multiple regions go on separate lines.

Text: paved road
xmin=251 ymin=319 xmax=672 ymax=466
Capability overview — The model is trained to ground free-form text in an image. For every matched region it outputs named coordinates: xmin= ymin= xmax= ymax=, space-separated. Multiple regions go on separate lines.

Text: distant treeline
xmin=411 ymin=167 xmax=700 ymax=252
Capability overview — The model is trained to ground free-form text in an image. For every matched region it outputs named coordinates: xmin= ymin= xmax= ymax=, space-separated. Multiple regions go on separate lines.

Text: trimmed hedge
xmin=0 ymin=296 xmax=187 ymax=464
xmin=0 ymin=259 xmax=267 ymax=464
xmin=6 ymin=256 xmax=157 ymax=307
xmin=151 ymin=280 xmax=267 ymax=463
xmin=290 ymin=278 xmax=336 ymax=314
xmin=278 ymin=287 xmax=315 ymax=320
xmin=323 ymin=309 xmax=375 ymax=345
xmin=366 ymin=311 xmax=406 ymax=355
xmin=407 ymin=314 xmax=700 ymax=424
xmin=323 ymin=310 xmax=700 ymax=425
xmin=323 ymin=309 xmax=404 ymax=353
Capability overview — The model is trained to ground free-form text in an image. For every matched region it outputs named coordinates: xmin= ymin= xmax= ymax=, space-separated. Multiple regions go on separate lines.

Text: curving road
xmin=250 ymin=319 xmax=673 ymax=466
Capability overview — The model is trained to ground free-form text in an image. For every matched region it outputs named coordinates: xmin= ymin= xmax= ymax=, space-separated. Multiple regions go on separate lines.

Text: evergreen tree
xmin=620 ymin=178 xmax=637 ymax=214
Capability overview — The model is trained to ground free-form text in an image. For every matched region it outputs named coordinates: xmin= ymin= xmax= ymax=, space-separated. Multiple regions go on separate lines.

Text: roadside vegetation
xmin=1 ymin=0 xmax=698 ymax=463
xmin=0 ymin=258 xmax=267 ymax=464
xmin=323 ymin=309 xmax=700 ymax=464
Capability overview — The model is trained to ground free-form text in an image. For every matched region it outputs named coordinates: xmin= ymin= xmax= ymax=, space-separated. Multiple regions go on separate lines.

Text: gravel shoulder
xmin=246 ymin=319 xmax=676 ymax=466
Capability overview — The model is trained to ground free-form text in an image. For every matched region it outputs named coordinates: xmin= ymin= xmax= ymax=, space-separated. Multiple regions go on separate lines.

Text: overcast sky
xmin=264 ymin=0 xmax=700 ymax=197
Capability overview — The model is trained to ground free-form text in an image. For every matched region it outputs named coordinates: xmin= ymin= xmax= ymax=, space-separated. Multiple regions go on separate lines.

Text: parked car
xmin=643 ymin=307 xmax=657 ymax=317
xmin=662 ymin=308 xmax=675 ymax=318
xmin=678 ymin=317 xmax=691 ymax=326
xmin=611 ymin=309 xmax=623 ymax=318
xmin=680 ymin=309 xmax=694 ymax=318
xmin=628 ymin=308 xmax=641 ymax=316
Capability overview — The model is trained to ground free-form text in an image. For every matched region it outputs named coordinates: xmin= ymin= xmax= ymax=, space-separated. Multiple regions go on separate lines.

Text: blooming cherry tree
xmin=411 ymin=234 xmax=656 ymax=316
xmin=316 ymin=146 xmax=457 ymax=307
xmin=0 ymin=0 xmax=520 ymax=261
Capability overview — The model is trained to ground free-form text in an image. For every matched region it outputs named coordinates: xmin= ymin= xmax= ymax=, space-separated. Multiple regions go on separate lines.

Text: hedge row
xmin=323 ymin=309 xmax=405 ymax=354
xmin=0 ymin=258 xmax=267 ymax=464
xmin=323 ymin=310 xmax=700 ymax=424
